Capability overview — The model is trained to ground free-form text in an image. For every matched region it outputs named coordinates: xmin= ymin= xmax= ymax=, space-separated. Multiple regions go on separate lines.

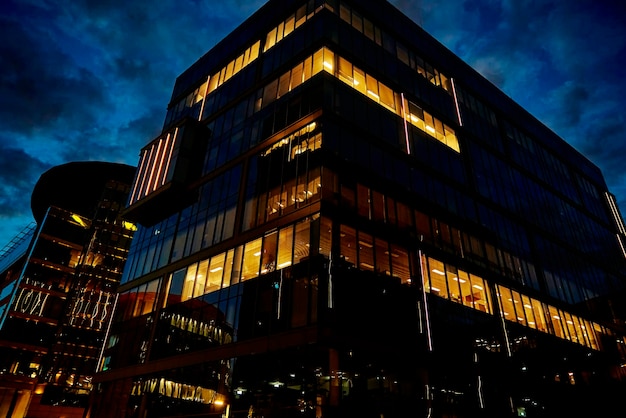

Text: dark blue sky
xmin=0 ymin=0 xmax=625 ymax=247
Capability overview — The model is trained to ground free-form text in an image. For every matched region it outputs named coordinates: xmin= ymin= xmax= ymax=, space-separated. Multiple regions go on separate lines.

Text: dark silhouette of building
xmin=89 ymin=1 xmax=626 ymax=417
xmin=0 ymin=161 xmax=137 ymax=417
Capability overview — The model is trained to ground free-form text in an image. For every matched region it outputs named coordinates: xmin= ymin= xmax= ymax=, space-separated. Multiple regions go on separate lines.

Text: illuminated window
xmin=428 ymin=258 xmax=447 ymax=298
xmin=242 ymin=238 xmax=262 ymax=281
xmin=277 ymin=226 xmax=294 ymax=269
xmin=206 ymin=253 xmax=225 ymax=293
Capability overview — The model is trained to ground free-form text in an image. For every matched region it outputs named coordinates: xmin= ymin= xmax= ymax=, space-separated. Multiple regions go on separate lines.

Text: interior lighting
xmin=210 ymin=267 xmax=223 ymax=273
xmin=323 ymin=61 xmax=333 ymax=70
xmin=425 ymin=125 xmax=435 ymax=133
xmin=367 ymin=90 xmax=379 ymax=100
xmin=432 ymin=268 xmax=445 ymax=275
xmin=71 ymin=214 xmax=87 ymax=227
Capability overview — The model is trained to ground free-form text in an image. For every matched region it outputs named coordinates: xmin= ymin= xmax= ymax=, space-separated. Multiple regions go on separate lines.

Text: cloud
xmin=1 ymin=0 xmax=625 ymax=247
xmin=0 ymin=145 xmax=50 ymax=218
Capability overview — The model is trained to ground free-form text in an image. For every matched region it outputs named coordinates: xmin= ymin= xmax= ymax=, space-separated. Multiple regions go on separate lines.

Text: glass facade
xmin=91 ymin=1 xmax=626 ymax=417
xmin=0 ymin=163 xmax=136 ymax=418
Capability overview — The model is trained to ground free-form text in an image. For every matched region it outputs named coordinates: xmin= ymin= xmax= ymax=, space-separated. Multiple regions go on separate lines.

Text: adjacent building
xmin=89 ymin=1 xmax=626 ymax=417
xmin=0 ymin=161 xmax=136 ymax=417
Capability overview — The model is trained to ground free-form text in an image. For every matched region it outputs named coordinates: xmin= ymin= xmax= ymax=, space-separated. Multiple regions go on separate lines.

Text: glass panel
xmin=294 ymin=218 xmax=311 ymax=264
xmin=573 ymin=316 xmax=588 ymax=347
xmin=386 ymin=196 xmax=397 ymax=225
xmin=291 ymin=62 xmax=304 ymax=90
xmin=261 ymin=231 xmax=278 ymax=274
xmin=265 ymin=27 xmax=277 ymax=52
xmin=583 ymin=320 xmax=598 ymax=349
xmin=242 ymin=238 xmax=262 ymax=281
xmin=497 ymin=285 xmax=515 ymax=321
xmin=278 ymin=71 xmax=291 ymax=97
xmin=277 ymin=225 xmax=294 ymax=269
xmin=224 ymin=60 xmax=234 ymax=81
xmin=182 ymin=264 xmax=197 ymax=302
xmin=379 ymin=83 xmax=395 ymax=111
xmin=340 ymin=225 xmax=357 ymax=267
xmin=262 ymin=79 xmax=278 ymax=106
xmin=372 ymin=191 xmax=385 ymax=222
xmin=323 ymin=48 xmax=334 ymax=72
xmin=206 ymin=253 xmax=225 ymax=293
xmin=223 ymin=249 xmax=235 ymax=287
xmin=143 ymin=280 xmax=161 ymax=316
xmin=357 ymin=184 xmax=370 ymax=219
xmin=339 ymin=3 xmax=350 ymax=23
xmin=531 ymin=298 xmax=548 ymax=332
xmin=366 ymin=74 xmax=379 ymax=100
xmin=457 ymin=270 xmax=473 ymax=309
xmin=511 ymin=290 xmax=526 ymax=325
xmin=521 ymin=295 xmax=536 ymax=329
xmin=375 ymin=237 xmax=390 ymax=275
xmin=353 ymin=67 xmax=366 ymax=95
xmin=303 ymin=56 xmax=313 ymax=82
xmin=319 ymin=217 xmax=332 ymax=257
xmin=312 ymin=49 xmax=324 ymax=74
xmin=446 ymin=264 xmax=461 ymax=304
xmin=358 ymin=231 xmax=374 ymax=271
xmin=249 ymin=41 xmax=260 ymax=61
xmin=295 ymin=5 xmax=307 ymax=27
xmin=165 ymin=268 xmax=186 ymax=306
xmin=390 ymin=244 xmax=410 ymax=284
xmin=563 ymin=312 xmax=579 ymax=343
xmin=351 ymin=11 xmax=363 ymax=32
xmin=193 ymin=259 xmax=209 ymax=298
xmin=276 ymin=22 xmax=285 ymax=42
xmin=284 ymin=15 xmax=295 ymax=37
xmin=428 ymin=258 xmax=447 ymax=298
xmin=472 ymin=275 xmax=490 ymax=313
xmin=548 ymin=306 xmax=565 ymax=339
xmin=363 ymin=18 xmax=374 ymax=40
xmin=338 ymin=56 xmax=353 ymax=84
xmin=234 ymin=54 xmax=243 ymax=73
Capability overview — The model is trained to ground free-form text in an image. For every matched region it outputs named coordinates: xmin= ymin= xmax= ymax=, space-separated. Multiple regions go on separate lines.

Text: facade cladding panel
xmin=91 ymin=1 xmax=626 ymax=417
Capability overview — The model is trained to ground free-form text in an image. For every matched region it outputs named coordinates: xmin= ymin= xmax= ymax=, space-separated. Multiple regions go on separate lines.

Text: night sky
xmin=0 ymin=0 xmax=625 ymax=247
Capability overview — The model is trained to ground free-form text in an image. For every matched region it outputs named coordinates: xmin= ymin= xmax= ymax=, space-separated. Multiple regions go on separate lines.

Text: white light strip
xmin=451 ymin=77 xmax=463 ymax=127
xmin=129 ymin=150 xmax=148 ymax=204
xmin=142 ymin=145 xmax=156 ymax=197
xmin=162 ymin=127 xmax=179 ymax=186
xmin=197 ymin=76 xmax=210 ymax=121
xmin=497 ymin=288 xmax=513 ymax=357
xmin=606 ymin=193 xmax=626 ymax=234
xmin=400 ymin=93 xmax=411 ymax=154
xmin=155 ymin=133 xmax=171 ymax=190
xmin=617 ymin=234 xmax=626 ymax=259
xmin=419 ymin=250 xmax=433 ymax=352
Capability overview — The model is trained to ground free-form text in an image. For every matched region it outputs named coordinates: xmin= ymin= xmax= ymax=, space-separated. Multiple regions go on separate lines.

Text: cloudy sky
xmin=0 ymin=0 xmax=624 ymax=247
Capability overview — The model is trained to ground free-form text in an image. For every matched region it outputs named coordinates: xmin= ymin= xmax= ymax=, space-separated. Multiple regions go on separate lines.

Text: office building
xmin=89 ymin=1 xmax=626 ymax=416
xmin=0 ymin=161 xmax=136 ymax=417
